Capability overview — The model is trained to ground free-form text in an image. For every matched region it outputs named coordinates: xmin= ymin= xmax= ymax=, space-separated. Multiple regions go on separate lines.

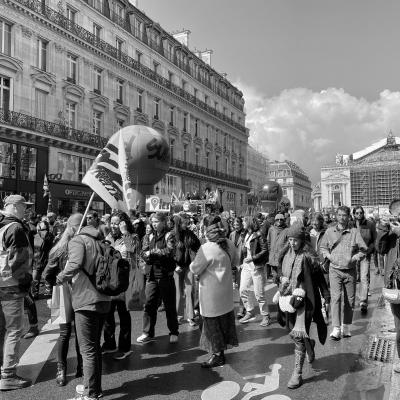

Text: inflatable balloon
xmin=120 ymin=125 xmax=170 ymax=186
xmin=260 ymin=181 xmax=283 ymax=202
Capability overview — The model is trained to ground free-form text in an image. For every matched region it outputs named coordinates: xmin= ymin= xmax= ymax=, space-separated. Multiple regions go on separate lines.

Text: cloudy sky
xmin=140 ymin=0 xmax=400 ymax=182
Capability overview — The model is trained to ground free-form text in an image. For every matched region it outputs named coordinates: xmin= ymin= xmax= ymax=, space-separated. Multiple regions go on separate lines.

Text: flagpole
xmin=77 ymin=192 xmax=95 ymax=234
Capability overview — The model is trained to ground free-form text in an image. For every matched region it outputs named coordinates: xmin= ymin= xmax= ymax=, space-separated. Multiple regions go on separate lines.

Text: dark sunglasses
xmin=275 ymin=218 xmax=285 ymax=221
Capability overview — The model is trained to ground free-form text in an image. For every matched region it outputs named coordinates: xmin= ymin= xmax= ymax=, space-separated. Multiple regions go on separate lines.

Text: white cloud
xmin=236 ymin=82 xmax=400 ymax=183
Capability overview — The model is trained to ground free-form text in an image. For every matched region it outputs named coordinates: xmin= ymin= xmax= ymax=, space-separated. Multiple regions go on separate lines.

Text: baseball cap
xmin=3 ymin=195 xmax=33 ymax=206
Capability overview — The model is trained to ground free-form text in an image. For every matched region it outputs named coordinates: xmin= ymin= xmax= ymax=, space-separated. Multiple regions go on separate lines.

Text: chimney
xmin=173 ymin=30 xmax=191 ymax=47
xmin=200 ymin=49 xmax=213 ymax=66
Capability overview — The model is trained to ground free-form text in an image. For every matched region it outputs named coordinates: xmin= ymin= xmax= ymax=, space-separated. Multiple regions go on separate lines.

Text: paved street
xmin=3 ymin=274 xmax=393 ymax=400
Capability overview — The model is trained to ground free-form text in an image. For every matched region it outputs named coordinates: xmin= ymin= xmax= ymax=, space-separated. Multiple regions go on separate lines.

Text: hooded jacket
xmin=57 ymin=225 xmax=110 ymax=312
xmin=0 ymin=212 xmax=33 ymax=296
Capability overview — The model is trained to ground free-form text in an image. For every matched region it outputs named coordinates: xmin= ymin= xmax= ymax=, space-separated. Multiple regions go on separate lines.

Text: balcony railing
xmin=170 ymin=157 xmax=248 ymax=187
xmin=11 ymin=0 xmax=246 ymax=130
xmin=110 ymin=10 xmax=131 ymax=33
xmin=0 ymin=108 xmax=107 ymax=148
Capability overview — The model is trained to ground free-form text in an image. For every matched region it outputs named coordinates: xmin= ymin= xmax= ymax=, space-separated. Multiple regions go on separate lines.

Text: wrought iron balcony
xmin=110 ymin=10 xmax=131 ymax=33
xmin=10 ymin=0 xmax=246 ymax=129
xmin=0 ymin=108 xmax=107 ymax=148
xmin=170 ymin=157 xmax=248 ymax=187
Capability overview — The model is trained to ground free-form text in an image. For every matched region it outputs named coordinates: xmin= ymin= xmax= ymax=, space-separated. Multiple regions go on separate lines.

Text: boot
xmin=287 ymin=349 xmax=305 ymax=389
xmin=305 ymin=338 xmax=315 ymax=363
xmin=76 ymin=354 xmax=83 ymax=378
xmin=201 ymin=351 xmax=225 ymax=368
xmin=55 ymin=362 xmax=66 ymax=387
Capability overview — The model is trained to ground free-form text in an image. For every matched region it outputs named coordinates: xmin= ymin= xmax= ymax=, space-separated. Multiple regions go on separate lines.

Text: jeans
xmin=0 ymin=297 xmax=24 ymax=377
xmin=329 ymin=267 xmax=356 ymax=327
xmin=142 ymin=276 xmax=179 ymax=337
xmin=359 ymin=258 xmax=370 ymax=305
xmin=174 ymin=271 xmax=185 ymax=317
xmin=57 ymin=321 xmax=82 ymax=369
xmin=75 ymin=310 xmax=105 ymax=398
xmin=390 ymin=303 xmax=400 ymax=358
xmin=103 ymin=300 xmax=131 ymax=352
xmin=239 ymin=263 xmax=270 ymax=316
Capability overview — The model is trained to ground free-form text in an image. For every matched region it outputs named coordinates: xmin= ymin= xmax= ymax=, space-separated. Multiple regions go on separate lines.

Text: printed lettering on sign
xmin=201 ymin=364 xmax=291 ymax=400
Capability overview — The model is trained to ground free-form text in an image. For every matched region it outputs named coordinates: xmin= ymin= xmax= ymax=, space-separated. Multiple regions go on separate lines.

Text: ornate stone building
xmin=247 ymin=145 xmax=268 ymax=193
xmin=267 ymin=160 xmax=312 ymax=210
xmin=320 ymin=132 xmax=400 ymax=211
xmin=0 ymin=0 xmax=249 ymax=214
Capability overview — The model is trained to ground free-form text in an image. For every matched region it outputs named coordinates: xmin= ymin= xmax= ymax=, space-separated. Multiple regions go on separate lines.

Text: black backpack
xmin=78 ymin=233 xmax=130 ymax=296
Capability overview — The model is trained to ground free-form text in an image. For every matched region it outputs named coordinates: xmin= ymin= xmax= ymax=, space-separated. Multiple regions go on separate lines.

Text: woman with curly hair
xmin=275 ymin=223 xmax=328 ymax=389
xmin=190 ymin=215 xmax=239 ymax=368
xmin=102 ymin=211 xmax=140 ymax=360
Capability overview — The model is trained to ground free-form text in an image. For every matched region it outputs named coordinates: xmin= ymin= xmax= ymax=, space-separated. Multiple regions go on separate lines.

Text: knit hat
xmin=287 ymin=223 xmax=305 ymax=240
xmin=67 ymin=213 xmax=83 ymax=227
xmin=275 ymin=213 xmax=285 ymax=220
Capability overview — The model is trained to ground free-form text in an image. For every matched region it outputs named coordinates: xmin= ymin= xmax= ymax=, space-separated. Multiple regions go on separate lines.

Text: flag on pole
xmin=82 ymin=130 xmax=139 ymax=212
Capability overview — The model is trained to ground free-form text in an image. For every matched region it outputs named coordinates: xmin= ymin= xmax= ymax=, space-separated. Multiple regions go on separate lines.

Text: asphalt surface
xmin=2 ymin=273 xmax=392 ymax=400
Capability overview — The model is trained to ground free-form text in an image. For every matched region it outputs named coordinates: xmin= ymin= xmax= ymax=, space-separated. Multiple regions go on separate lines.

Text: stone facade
xmin=0 ymin=0 xmax=249 ymax=214
xmin=247 ymin=145 xmax=268 ymax=193
xmin=267 ymin=160 xmax=312 ymax=210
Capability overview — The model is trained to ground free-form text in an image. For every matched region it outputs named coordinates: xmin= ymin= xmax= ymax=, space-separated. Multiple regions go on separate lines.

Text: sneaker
xmin=341 ymin=324 xmax=351 ymax=338
xmin=360 ymin=303 xmax=368 ymax=315
xmin=0 ymin=375 xmax=31 ymax=391
xmin=113 ymin=350 xmax=133 ymax=360
xmin=330 ymin=326 xmax=341 ymax=341
xmin=260 ymin=315 xmax=271 ymax=327
xmin=136 ymin=334 xmax=155 ymax=343
xmin=169 ymin=334 xmax=178 ymax=343
xmin=22 ymin=325 xmax=39 ymax=339
xmin=188 ymin=319 xmax=197 ymax=327
xmin=239 ymin=312 xmax=256 ymax=324
xmin=177 ymin=315 xmax=184 ymax=324
xmin=101 ymin=346 xmax=117 ymax=354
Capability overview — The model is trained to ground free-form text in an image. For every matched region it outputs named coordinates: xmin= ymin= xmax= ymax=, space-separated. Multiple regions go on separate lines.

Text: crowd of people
xmin=0 ymin=193 xmax=399 ymax=399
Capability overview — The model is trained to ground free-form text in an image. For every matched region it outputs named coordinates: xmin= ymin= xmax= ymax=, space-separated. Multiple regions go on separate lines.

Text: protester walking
xmin=190 ymin=215 xmax=239 ymax=368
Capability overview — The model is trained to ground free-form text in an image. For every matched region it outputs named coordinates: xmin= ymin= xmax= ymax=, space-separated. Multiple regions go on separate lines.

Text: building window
xmin=35 ymin=89 xmax=46 ymax=119
xmin=154 ymin=98 xmax=159 ymax=119
xmin=134 ymin=19 xmax=143 ymax=40
xmin=93 ymin=0 xmax=104 ymax=12
xmin=116 ymin=38 xmax=123 ymax=58
xmin=183 ymin=144 xmax=188 ymax=163
xmin=232 ymin=161 xmax=236 ymax=175
xmin=195 ymin=119 xmax=198 ymax=137
xmin=58 ymin=152 xmax=92 ymax=182
xmin=93 ymin=23 xmax=102 ymax=40
xmin=194 ymin=88 xmax=198 ymax=99
xmin=182 ymin=79 xmax=187 ymax=91
xmin=36 ymin=38 xmax=47 ymax=71
xmin=239 ymin=163 xmax=242 ymax=177
xmin=116 ymin=79 xmax=124 ymax=103
xmin=0 ymin=141 xmax=17 ymax=178
xmin=195 ymin=148 xmax=200 ymax=165
xmin=0 ymin=20 xmax=11 ymax=56
xmin=204 ymin=95 xmax=209 ymax=105
xmin=169 ymin=106 xmax=174 ymax=126
xmin=215 ymin=155 xmax=219 ymax=171
xmin=183 ymin=112 xmax=188 ymax=132
xmin=169 ymin=138 xmax=175 ymax=160
xmin=92 ymin=111 xmax=102 ymax=135
xmin=93 ymin=66 xmax=102 ymax=94
xmin=66 ymin=101 xmax=76 ymax=129
xmin=225 ymin=158 xmax=228 ymax=173
xmin=66 ymin=53 xmax=77 ymax=83
xmin=20 ymin=146 xmax=37 ymax=181
xmin=116 ymin=118 xmax=124 ymax=129
xmin=66 ymin=6 xmax=76 ymax=22
xmin=205 ymin=152 xmax=209 ymax=169
xmin=137 ymin=89 xmax=143 ymax=111
xmin=0 ymin=76 xmax=10 ymax=111
xmin=153 ymin=61 xmax=159 ymax=74
xmin=114 ymin=2 xmax=125 ymax=19
xmin=136 ymin=50 xmax=142 ymax=64
xmin=168 ymin=71 xmax=173 ymax=83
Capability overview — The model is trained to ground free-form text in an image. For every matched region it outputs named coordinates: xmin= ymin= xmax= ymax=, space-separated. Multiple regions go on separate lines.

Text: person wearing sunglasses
xmin=267 ymin=213 xmax=289 ymax=281
xmin=352 ymin=206 xmax=376 ymax=315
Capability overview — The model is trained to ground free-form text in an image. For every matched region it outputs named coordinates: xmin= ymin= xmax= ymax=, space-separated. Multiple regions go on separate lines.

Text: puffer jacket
xmin=57 ymin=225 xmax=110 ymax=312
xmin=0 ymin=212 xmax=33 ymax=297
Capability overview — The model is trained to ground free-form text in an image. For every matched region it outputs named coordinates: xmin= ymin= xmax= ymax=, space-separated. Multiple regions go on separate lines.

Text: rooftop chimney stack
xmin=172 ymin=30 xmax=191 ymax=47
xmin=200 ymin=50 xmax=213 ymax=66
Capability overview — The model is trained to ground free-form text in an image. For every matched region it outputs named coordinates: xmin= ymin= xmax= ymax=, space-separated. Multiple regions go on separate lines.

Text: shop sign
xmin=64 ymin=188 xmax=92 ymax=198
xmin=145 ymin=195 xmax=171 ymax=212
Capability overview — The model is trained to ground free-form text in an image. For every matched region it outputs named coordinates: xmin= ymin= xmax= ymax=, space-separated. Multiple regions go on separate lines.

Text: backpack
xmin=78 ymin=233 xmax=130 ymax=296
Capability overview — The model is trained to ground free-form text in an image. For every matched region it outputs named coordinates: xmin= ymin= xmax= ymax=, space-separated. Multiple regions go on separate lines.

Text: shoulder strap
xmin=330 ymin=231 xmax=345 ymax=252
xmin=0 ymin=222 xmax=19 ymax=251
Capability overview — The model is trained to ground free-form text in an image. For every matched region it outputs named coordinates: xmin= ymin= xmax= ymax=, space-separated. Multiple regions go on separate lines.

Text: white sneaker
xmin=330 ymin=326 xmax=341 ymax=341
xmin=169 ymin=334 xmax=178 ymax=343
xmin=136 ymin=334 xmax=155 ymax=343
xmin=341 ymin=324 xmax=351 ymax=338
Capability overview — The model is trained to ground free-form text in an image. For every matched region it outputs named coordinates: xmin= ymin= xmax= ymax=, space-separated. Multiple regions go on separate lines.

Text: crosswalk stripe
xmin=18 ymin=320 xmax=59 ymax=385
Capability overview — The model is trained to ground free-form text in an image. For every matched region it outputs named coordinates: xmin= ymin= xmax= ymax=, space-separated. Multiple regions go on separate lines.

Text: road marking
xmin=18 ymin=320 xmax=59 ymax=385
